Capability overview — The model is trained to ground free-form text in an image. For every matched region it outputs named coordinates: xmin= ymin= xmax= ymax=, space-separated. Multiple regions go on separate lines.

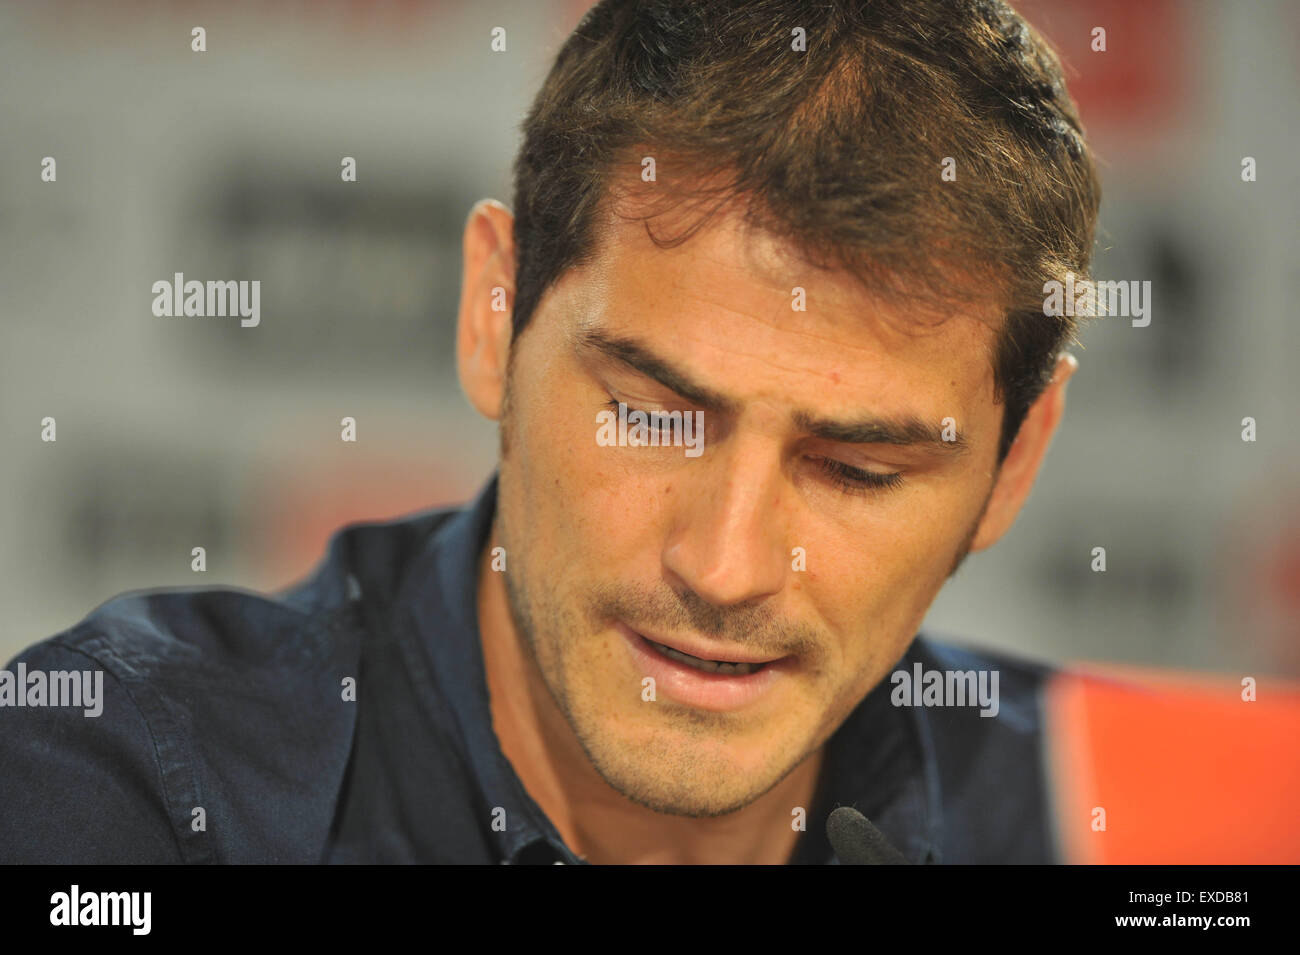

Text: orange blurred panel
xmin=1045 ymin=665 xmax=1300 ymax=864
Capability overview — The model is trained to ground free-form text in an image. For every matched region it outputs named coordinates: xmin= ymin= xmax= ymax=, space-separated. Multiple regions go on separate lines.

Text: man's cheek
xmin=878 ymin=499 xmax=963 ymax=574
xmin=577 ymin=456 xmax=668 ymax=537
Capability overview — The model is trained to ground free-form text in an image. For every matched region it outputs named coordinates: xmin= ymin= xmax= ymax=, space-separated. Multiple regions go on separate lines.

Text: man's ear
xmin=456 ymin=199 xmax=516 ymax=421
xmin=968 ymin=352 xmax=1078 ymax=553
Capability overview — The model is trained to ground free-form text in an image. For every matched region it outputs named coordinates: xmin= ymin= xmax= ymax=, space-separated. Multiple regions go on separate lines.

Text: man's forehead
xmin=590 ymin=195 xmax=846 ymax=303
xmin=580 ymin=195 xmax=1004 ymax=349
xmin=559 ymin=209 xmax=1001 ymax=406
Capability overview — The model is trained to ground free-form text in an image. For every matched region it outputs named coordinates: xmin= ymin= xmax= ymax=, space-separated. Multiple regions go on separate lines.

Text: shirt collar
xmin=397 ymin=470 xmax=940 ymax=864
xmin=811 ymin=663 xmax=944 ymax=864
xmin=395 ymin=471 xmax=578 ymax=864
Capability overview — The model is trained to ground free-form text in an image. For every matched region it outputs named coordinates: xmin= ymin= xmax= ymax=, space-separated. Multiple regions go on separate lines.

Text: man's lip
xmin=617 ymin=621 xmax=787 ymax=665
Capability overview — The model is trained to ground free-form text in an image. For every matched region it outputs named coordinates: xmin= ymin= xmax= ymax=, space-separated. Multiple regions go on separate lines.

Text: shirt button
xmin=552 ymin=860 xmax=565 ymax=865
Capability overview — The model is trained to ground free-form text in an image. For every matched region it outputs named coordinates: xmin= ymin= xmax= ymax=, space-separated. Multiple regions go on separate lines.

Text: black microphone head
xmin=826 ymin=806 xmax=910 ymax=865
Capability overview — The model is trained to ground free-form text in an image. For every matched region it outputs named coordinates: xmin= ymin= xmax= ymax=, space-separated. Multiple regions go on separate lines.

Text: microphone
xmin=826 ymin=806 xmax=911 ymax=865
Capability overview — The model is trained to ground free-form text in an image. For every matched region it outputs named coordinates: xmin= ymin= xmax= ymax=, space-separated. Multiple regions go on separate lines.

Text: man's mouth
xmin=615 ymin=622 xmax=790 ymax=710
xmin=642 ymin=638 xmax=768 ymax=676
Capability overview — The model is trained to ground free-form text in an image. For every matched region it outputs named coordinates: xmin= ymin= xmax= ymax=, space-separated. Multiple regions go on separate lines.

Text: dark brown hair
xmin=511 ymin=0 xmax=1101 ymax=463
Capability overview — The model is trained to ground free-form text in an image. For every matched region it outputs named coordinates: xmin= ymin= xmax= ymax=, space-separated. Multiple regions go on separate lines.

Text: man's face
xmin=493 ymin=203 xmax=1003 ymax=817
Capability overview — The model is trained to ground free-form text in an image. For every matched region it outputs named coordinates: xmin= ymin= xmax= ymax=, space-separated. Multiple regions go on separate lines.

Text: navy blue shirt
xmin=0 ymin=473 xmax=1058 ymax=863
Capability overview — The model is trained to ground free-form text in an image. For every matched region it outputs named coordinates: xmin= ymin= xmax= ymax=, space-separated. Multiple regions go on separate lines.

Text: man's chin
xmin=590 ymin=761 xmax=775 ymax=818
xmin=568 ymin=712 xmax=801 ymax=818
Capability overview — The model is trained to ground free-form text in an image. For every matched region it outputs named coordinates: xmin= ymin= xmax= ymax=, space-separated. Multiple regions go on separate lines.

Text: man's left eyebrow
xmin=792 ymin=409 xmax=970 ymax=455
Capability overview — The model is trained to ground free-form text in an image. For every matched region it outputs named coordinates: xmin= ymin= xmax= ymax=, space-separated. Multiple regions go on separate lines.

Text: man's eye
xmin=608 ymin=399 xmax=676 ymax=435
xmin=813 ymin=456 xmax=904 ymax=495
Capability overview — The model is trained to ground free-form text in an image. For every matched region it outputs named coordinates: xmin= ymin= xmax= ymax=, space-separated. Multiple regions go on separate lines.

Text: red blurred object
xmin=1046 ymin=665 xmax=1300 ymax=863
xmin=1018 ymin=0 xmax=1191 ymax=147
xmin=251 ymin=449 xmax=479 ymax=590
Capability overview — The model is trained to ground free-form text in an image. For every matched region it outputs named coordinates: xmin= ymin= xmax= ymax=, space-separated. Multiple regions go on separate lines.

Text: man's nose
xmin=660 ymin=438 xmax=790 ymax=608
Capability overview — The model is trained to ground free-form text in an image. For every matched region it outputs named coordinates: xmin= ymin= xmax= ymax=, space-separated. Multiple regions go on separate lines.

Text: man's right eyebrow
xmin=575 ymin=328 xmax=739 ymax=413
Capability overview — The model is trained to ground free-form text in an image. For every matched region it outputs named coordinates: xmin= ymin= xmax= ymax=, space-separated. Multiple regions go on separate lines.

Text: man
xmin=0 ymin=0 xmax=1099 ymax=864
